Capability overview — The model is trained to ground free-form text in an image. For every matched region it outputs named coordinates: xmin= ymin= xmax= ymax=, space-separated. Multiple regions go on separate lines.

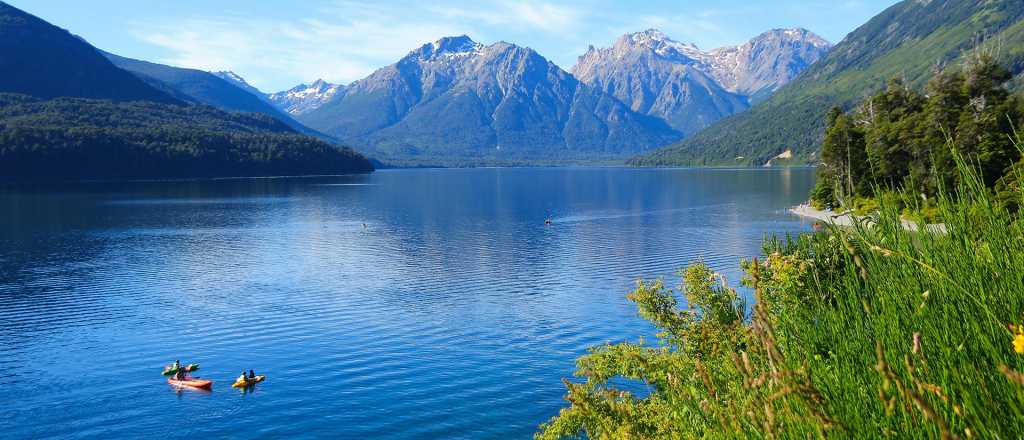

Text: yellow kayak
xmin=232 ymin=375 xmax=266 ymax=388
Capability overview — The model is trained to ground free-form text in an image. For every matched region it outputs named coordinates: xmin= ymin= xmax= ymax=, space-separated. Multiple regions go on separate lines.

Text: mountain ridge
xmin=297 ymin=36 xmax=682 ymax=165
xmin=0 ymin=1 xmax=179 ymax=104
xmin=571 ymin=28 xmax=830 ymax=135
xmin=103 ymin=54 xmax=303 ymax=128
xmin=268 ymin=79 xmax=346 ymax=116
xmin=0 ymin=1 xmax=373 ymax=181
xmin=633 ymin=0 xmax=1024 ymax=167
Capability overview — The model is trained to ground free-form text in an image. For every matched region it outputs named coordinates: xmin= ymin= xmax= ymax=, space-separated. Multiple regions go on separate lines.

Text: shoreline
xmin=789 ymin=203 xmax=946 ymax=233
xmin=789 ymin=203 xmax=859 ymax=226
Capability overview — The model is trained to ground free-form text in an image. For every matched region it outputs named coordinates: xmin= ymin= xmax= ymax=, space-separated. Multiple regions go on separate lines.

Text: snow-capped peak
xmin=214 ymin=71 xmax=248 ymax=85
xmin=417 ymin=35 xmax=484 ymax=60
xmin=575 ymin=27 xmax=832 ymax=99
xmin=267 ymin=79 xmax=345 ymax=116
xmin=631 ymin=28 xmax=670 ymax=43
xmin=212 ymin=70 xmax=267 ymax=96
xmin=762 ymin=28 xmax=832 ymax=48
xmin=621 ymin=29 xmax=703 ymax=61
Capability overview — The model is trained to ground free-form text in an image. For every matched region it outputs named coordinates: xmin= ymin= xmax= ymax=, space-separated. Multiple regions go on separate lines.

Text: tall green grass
xmin=538 ymin=158 xmax=1024 ymax=439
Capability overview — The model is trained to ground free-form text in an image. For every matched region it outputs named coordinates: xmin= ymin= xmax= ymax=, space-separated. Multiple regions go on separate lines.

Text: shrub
xmin=538 ymin=158 xmax=1024 ymax=439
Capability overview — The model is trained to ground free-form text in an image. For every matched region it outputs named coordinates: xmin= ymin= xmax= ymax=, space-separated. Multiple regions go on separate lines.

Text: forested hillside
xmin=104 ymin=54 xmax=297 ymax=123
xmin=0 ymin=94 xmax=373 ymax=181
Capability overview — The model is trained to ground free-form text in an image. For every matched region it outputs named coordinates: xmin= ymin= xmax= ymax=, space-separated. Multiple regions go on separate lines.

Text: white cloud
xmin=135 ymin=11 xmax=464 ymax=91
xmin=503 ymin=1 xmax=581 ymax=32
xmin=428 ymin=1 xmax=581 ymax=33
xmin=129 ymin=0 xmax=889 ymax=90
xmin=133 ymin=0 xmax=583 ymax=91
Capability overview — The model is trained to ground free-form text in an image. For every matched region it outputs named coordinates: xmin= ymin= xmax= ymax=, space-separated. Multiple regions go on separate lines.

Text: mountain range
xmin=266 ymin=29 xmax=828 ymax=163
xmin=4 ymin=0 xmax=1020 ymax=173
xmin=0 ymin=0 xmax=833 ymax=169
xmin=101 ymin=53 xmax=313 ymax=134
xmin=268 ymin=79 xmax=346 ymax=116
xmin=292 ymin=36 xmax=683 ymax=165
xmin=634 ymin=0 xmax=1024 ymax=167
xmin=571 ymin=28 xmax=830 ymax=135
xmin=0 ymin=2 xmax=178 ymax=105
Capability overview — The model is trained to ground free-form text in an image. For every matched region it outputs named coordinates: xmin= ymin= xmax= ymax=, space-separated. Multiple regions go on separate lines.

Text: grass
xmin=537 ymin=159 xmax=1024 ymax=438
xmin=773 ymin=165 xmax=1024 ymax=438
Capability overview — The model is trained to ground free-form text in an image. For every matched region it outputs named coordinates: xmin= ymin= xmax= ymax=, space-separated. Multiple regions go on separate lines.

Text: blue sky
xmin=9 ymin=0 xmax=900 ymax=92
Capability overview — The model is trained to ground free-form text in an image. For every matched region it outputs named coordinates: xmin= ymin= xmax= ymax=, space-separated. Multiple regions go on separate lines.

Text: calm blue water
xmin=0 ymin=167 xmax=815 ymax=439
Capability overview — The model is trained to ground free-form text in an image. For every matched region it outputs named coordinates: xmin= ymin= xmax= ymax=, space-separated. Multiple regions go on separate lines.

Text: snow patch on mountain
xmin=268 ymin=79 xmax=346 ymax=116
xmin=424 ymin=35 xmax=484 ymax=59
xmin=575 ymin=28 xmax=831 ymax=97
xmin=294 ymin=35 xmax=682 ymax=162
xmin=211 ymin=71 xmax=266 ymax=96
xmin=571 ymin=27 xmax=831 ymax=135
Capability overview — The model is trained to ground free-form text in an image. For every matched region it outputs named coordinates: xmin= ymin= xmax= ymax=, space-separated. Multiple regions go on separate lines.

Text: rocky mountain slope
xmin=572 ymin=28 xmax=830 ymax=134
xmin=707 ymin=28 xmax=832 ymax=100
xmin=634 ymin=0 xmax=1024 ymax=167
xmin=212 ymin=71 xmax=268 ymax=99
xmin=268 ymin=80 xmax=346 ymax=116
xmin=104 ymin=55 xmax=303 ymax=128
xmin=297 ymin=36 xmax=681 ymax=164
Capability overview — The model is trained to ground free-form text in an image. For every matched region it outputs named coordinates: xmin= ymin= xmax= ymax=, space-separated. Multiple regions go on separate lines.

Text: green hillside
xmin=0 ymin=94 xmax=373 ymax=181
xmin=632 ymin=0 xmax=1024 ymax=167
xmin=0 ymin=1 xmax=178 ymax=104
xmin=102 ymin=52 xmax=328 ymax=138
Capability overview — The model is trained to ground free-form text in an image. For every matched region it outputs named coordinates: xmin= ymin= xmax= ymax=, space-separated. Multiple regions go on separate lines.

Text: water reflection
xmin=0 ymin=168 xmax=815 ymax=439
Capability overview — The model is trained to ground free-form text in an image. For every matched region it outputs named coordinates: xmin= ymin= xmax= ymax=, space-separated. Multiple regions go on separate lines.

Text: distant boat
xmin=544 ymin=219 xmax=553 ymax=226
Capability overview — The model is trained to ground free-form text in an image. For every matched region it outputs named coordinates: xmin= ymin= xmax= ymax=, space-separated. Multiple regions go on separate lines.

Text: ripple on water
xmin=0 ymin=168 xmax=815 ymax=439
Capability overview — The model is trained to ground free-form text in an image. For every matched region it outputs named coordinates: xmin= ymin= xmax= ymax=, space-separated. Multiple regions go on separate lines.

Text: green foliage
xmin=810 ymin=55 xmax=1023 ymax=210
xmin=0 ymin=94 xmax=373 ymax=181
xmin=995 ymin=157 xmax=1024 ymax=212
xmin=539 ymin=156 xmax=1024 ymax=439
xmin=852 ymin=197 xmax=881 ymax=216
xmin=632 ymin=0 xmax=1024 ymax=167
xmin=810 ymin=176 xmax=837 ymax=210
xmin=819 ymin=106 xmax=870 ymax=203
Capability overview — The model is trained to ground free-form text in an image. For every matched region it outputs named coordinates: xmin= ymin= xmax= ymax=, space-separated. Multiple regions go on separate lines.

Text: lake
xmin=0 ymin=167 xmax=815 ymax=439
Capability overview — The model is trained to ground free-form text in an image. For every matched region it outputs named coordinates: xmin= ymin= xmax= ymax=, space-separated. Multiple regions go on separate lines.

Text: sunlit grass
xmin=538 ymin=158 xmax=1024 ymax=438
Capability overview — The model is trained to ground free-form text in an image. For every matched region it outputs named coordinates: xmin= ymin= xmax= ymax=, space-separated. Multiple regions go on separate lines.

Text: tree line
xmin=0 ymin=94 xmax=373 ymax=181
xmin=812 ymin=53 xmax=1024 ymax=211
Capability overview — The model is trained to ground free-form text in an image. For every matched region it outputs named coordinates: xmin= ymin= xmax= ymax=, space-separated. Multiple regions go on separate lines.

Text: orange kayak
xmin=167 ymin=377 xmax=213 ymax=389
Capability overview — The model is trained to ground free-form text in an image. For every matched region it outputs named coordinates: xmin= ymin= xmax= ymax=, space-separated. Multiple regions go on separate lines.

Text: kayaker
xmin=173 ymin=360 xmax=181 ymax=371
xmin=249 ymin=369 xmax=256 ymax=380
xmin=237 ymin=371 xmax=248 ymax=384
xmin=175 ymin=368 xmax=186 ymax=381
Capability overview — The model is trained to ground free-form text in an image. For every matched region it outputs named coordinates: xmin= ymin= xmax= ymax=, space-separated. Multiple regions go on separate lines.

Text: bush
xmin=538 ymin=159 xmax=1024 ymax=439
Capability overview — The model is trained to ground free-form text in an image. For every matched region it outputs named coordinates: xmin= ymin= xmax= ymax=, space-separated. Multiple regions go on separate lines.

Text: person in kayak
xmin=175 ymin=368 xmax=187 ymax=380
xmin=249 ymin=369 xmax=256 ymax=380
xmin=237 ymin=371 xmax=248 ymax=384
